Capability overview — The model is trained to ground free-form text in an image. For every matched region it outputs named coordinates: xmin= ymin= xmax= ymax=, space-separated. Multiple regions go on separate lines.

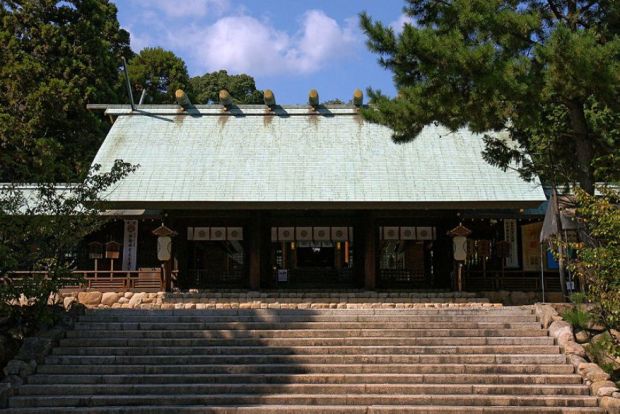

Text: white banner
xmin=122 ymin=220 xmax=138 ymax=271
xmin=503 ymin=219 xmax=519 ymax=268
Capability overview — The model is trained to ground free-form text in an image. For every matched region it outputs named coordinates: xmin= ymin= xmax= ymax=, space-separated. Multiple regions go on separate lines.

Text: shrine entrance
xmin=376 ymin=226 xmax=440 ymax=289
xmin=270 ymin=226 xmax=356 ymax=288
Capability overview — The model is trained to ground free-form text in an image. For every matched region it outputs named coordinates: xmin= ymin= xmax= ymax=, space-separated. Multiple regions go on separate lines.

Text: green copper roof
xmin=92 ymin=106 xmax=546 ymax=208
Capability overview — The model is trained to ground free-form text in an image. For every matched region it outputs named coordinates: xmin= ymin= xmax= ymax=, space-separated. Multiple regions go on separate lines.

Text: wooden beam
xmin=248 ymin=212 xmax=262 ymax=290
xmin=308 ymin=89 xmax=319 ymax=107
xmin=175 ymin=89 xmax=192 ymax=109
xmin=362 ymin=214 xmax=377 ymax=290
xmin=264 ymin=89 xmax=276 ymax=106
xmin=353 ymin=89 xmax=363 ymax=106
xmin=219 ymin=89 xmax=233 ymax=107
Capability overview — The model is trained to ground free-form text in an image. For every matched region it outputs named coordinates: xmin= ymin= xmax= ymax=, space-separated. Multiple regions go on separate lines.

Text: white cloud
xmin=390 ymin=14 xmax=414 ymax=34
xmin=125 ymin=7 xmax=360 ymax=76
xmin=137 ymin=0 xmax=230 ymax=19
xmin=179 ymin=10 xmax=360 ymax=76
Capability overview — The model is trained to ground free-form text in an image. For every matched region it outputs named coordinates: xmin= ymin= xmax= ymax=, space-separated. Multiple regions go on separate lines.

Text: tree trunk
xmin=567 ymin=101 xmax=595 ymax=194
xmin=552 ymin=186 xmax=568 ymax=299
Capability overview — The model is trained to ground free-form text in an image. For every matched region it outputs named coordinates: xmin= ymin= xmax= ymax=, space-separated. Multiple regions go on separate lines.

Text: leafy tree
xmin=0 ymin=0 xmax=132 ymax=182
xmin=127 ymin=47 xmax=190 ymax=104
xmin=569 ymin=187 xmax=620 ymax=333
xmin=190 ymin=70 xmax=263 ymax=104
xmin=0 ymin=160 xmax=137 ymax=317
xmin=360 ymin=0 xmax=620 ymax=194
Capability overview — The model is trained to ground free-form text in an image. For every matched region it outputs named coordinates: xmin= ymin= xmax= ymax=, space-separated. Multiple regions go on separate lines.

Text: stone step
xmin=86 ymin=308 xmax=532 ymax=316
xmin=160 ymin=298 xmax=495 ymax=304
xmin=8 ymin=394 xmax=599 ymax=408
xmin=36 ymin=363 xmax=576 ymax=375
xmin=59 ymin=336 xmax=556 ymax=347
xmin=165 ymin=290 xmax=483 ymax=297
xmin=25 ymin=373 xmax=585 ymax=385
xmin=78 ymin=314 xmax=539 ymax=323
xmin=50 ymin=345 xmax=561 ymax=356
xmin=44 ymin=354 xmax=568 ymax=365
xmin=9 ymin=306 xmax=594 ymax=413
xmin=65 ymin=328 xmax=548 ymax=338
xmin=2 ymin=405 xmax=605 ymax=414
xmin=73 ymin=321 xmax=542 ymax=330
xmin=16 ymin=383 xmax=591 ymax=397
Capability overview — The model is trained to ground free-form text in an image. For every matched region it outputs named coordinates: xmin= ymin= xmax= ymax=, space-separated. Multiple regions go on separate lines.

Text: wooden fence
xmin=5 ymin=268 xmax=164 ymax=292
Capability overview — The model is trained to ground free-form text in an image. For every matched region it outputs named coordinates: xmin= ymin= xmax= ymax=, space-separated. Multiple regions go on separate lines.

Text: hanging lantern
xmin=104 ymin=241 xmax=121 ymax=259
xmin=447 ymin=224 xmax=472 ymax=261
xmin=476 ymin=240 xmax=491 ymax=258
xmin=152 ymin=224 xmax=177 ymax=262
xmin=88 ymin=241 xmax=103 ymax=259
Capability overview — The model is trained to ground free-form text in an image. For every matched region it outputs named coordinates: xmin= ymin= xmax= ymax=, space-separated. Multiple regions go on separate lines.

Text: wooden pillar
xmin=362 ymin=214 xmax=377 ymax=290
xmin=248 ymin=212 xmax=262 ymax=290
xmin=163 ymin=260 xmax=172 ymax=291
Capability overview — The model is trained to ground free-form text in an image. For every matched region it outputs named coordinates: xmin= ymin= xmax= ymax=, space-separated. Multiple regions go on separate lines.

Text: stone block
xmin=128 ymin=292 xmax=147 ymax=307
xmin=101 ymin=292 xmax=121 ymax=306
xmin=534 ymin=303 xmax=559 ymax=329
xmin=567 ymin=353 xmax=587 ymax=368
xmin=592 ymin=380 xmax=618 ymax=397
xmin=4 ymin=359 xmax=35 ymax=378
xmin=575 ymin=330 xmax=590 ymax=343
xmin=577 ymin=362 xmax=611 ymax=382
xmin=600 ymin=396 xmax=620 ymax=414
xmin=548 ymin=320 xmax=573 ymax=340
xmin=77 ymin=291 xmax=102 ymax=306
xmin=17 ymin=337 xmax=52 ymax=363
xmin=63 ymin=296 xmax=76 ymax=309
xmin=562 ymin=341 xmax=586 ymax=357
xmin=39 ymin=327 xmax=65 ymax=341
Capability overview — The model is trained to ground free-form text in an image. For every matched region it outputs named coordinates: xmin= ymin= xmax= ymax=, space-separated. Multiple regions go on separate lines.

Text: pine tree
xmin=360 ymin=0 xmax=620 ymax=193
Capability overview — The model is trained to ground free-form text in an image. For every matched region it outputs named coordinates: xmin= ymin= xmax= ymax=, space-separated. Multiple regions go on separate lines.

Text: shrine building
xmin=80 ymin=89 xmax=557 ymax=293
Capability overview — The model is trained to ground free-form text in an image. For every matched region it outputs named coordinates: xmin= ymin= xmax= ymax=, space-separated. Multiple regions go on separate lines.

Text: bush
xmin=568 ymin=188 xmax=620 ymax=334
xmin=0 ymin=161 xmax=137 ymax=319
xmin=562 ymin=293 xmax=592 ymax=330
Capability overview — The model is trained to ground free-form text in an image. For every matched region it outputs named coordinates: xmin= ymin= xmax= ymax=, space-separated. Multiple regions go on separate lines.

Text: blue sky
xmin=112 ymin=0 xmax=408 ymax=103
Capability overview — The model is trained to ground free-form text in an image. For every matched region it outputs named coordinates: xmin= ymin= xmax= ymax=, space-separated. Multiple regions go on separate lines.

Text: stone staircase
xmin=5 ymin=306 xmax=603 ymax=413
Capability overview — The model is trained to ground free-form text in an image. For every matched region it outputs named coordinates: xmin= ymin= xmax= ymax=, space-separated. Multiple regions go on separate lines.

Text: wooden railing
xmin=378 ymin=269 xmax=428 ymax=288
xmin=5 ymin=268 xmax=164 ymax=292
xmin=186 ymin=269 xmax=246 ymax=288
xmin=464 ymin=270 xmax=564 ymax=292
xmin=273 ymin=268 xmax=355 ymax=288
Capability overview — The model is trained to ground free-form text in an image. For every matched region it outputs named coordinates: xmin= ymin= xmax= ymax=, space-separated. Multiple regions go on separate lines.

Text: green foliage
xmin=0 ymin=160 xmax=137 ymax=317
xmin=588 ymin=332 xmax=620 ymax=375
xmin=0 ymin=0 xmax=132 ymax=182
xmin=569 ymin=187 xmax=620 ymax=332
xmin=189 ymin=70 xmax=263 ymax=104
xmin=562 ymin=295 xmax=592 ymax=330
xmin=569 ymin=292 xmax=588 ymax=305
xmin=360 ymin=0 xmax=620 ymax=193
xmin=126 ymin=47 xmax=190 ymax=104
xmin=562 ymin=307 xmax=591 ymax=330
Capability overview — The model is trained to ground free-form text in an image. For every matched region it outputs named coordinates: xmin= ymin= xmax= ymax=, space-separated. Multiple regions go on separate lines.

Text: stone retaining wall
xmin=534 ymin=303 xmax=620 ymax=413
xmin=59 ymin=290 xmax=566 ymax=309
xmin=480 ymin=290 xmax=565 ymax=305
xmin=59 ymin=291 xmax=501 ymax=309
